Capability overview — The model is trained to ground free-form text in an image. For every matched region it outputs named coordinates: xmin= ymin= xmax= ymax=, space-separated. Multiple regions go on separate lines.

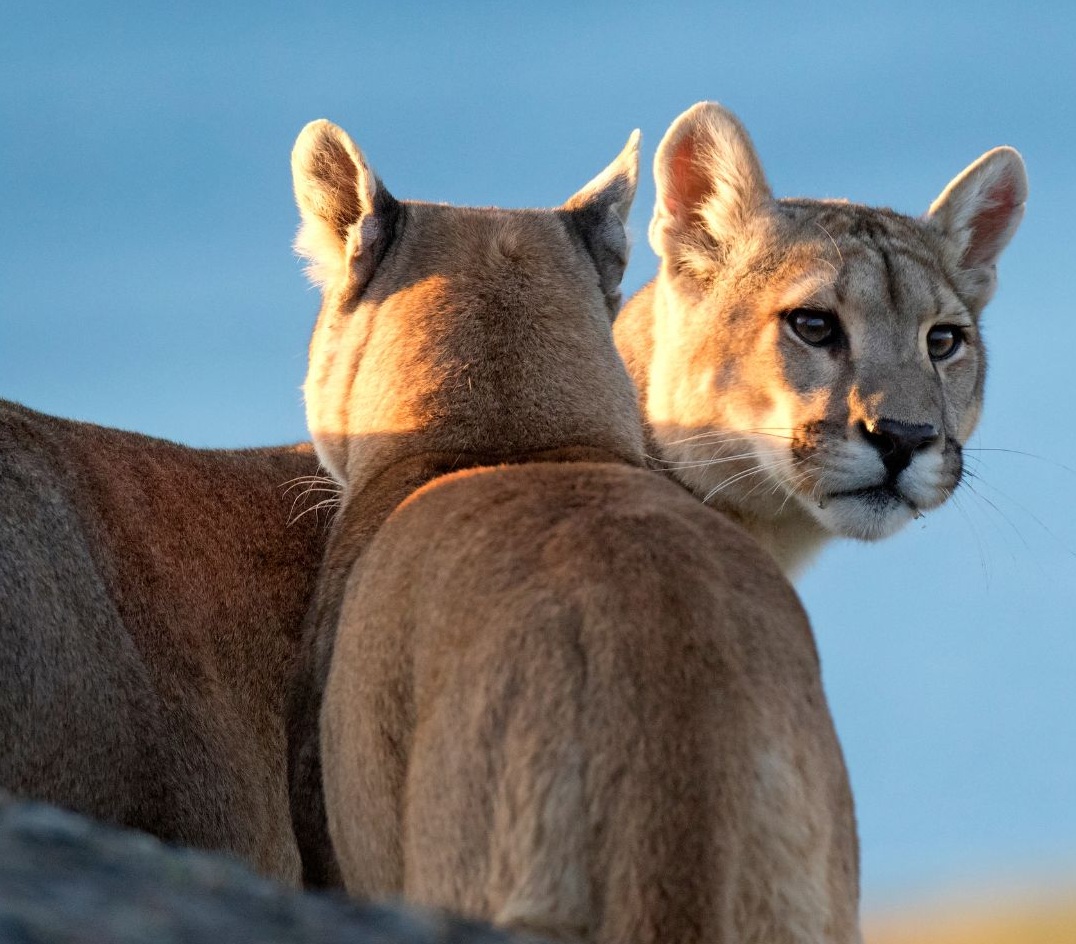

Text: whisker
xmin=960 ymin=477 xmax=1026 ymax=564
xmin=701 ymin=465 xmax=768 ymax=504
xmin=963 ymin=469 xmax=1076 ymax=560
xmin=647 ymin=452 xmax=760 ymax=470
xmin=948 ymin=489 xmax=991 ymax=588
xmin=802 ymin=468 xmax=829 ymax=513
xmin=288 ymin=486 xmax=341 ymax=519
xmin=658 ymin=427 xmax=797 ymax=446
xmin=775 ymin=466 xmax=815 ymax=514
xmin=812 ymin=221 xmax=845 ymax=268
xmin=742 ymin=457 xmax=804 ymax=503
xmin=289 ymin=496 xmax=341 ymax=528
xmin=280 ymin=473 xmax=340 ymax=495
xmin=283 ymin=463 xmax=343 ymax=527
xmin=963 ymin=447 xmax=1076 ymax=478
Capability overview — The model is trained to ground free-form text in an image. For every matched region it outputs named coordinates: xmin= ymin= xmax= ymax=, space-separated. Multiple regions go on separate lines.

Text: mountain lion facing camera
xmin=617 ymin=102 xmax=1027 ymax=575
xmin=288 ymin=120 xmax=860 ymax=942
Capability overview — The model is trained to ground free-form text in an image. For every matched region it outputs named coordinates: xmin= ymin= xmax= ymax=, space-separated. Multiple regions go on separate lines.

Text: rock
xmin=0 ymin=793 xmax=538 ymax=944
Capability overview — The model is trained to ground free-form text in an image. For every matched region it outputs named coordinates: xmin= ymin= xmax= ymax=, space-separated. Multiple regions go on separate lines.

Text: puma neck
xmin=621 ymin=283 xmax=830 ymax=579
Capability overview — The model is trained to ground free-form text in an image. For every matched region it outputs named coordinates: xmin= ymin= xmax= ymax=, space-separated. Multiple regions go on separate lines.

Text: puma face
xmin=638 ymin=102 xmax=1027 ymax=548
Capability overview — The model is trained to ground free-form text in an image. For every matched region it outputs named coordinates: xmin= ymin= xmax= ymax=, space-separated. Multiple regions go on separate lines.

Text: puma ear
xmin=561 ymin=130 xmax=640 ymax=306
xmin=926 ymin=146 xmax=1027 ymax=307
xmin=291 ymin=119 xmax=399 ymax=289
xmin=649 ymin=101 xmax=774 ymax=275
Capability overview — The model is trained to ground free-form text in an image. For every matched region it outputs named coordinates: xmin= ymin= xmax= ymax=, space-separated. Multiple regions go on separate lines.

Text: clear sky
xmin=3 ymin=0 xmax=1074 ymax=911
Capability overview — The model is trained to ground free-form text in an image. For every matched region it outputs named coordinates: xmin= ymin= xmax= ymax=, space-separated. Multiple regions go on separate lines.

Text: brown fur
xmin=0 ymin=399 xmax=325 ymax=882
xmin=616 ymin=102 xmax=1027 ymax=575
xmin=1 ymin=105 xmax=1018 ymax=902
xmin=290 ymin=119 xmax=860 ymax=942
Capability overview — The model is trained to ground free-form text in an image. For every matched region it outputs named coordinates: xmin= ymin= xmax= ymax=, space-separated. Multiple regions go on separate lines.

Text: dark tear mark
xmin=875 ymin=239 xmax=900 ymax=313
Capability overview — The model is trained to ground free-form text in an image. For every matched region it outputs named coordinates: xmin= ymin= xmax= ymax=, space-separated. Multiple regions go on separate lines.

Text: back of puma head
xmin=291 ymin=121 xmax=644 ymax=491
xmin=627 ymin=102 xmax=1026 ymax=570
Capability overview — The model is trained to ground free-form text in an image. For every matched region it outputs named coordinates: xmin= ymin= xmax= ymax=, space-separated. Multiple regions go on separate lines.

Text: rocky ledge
xmin=0 ymin=793 xmax=536 ymax=944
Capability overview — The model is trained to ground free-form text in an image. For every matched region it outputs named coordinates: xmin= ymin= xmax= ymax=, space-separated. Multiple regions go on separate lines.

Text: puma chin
xmin=708 ymin=399 xmax=961 ymax=544
xmin=780 ymin=426 xmax=960 ymax=542
xmin=617 ymin=101 xmax=1027 ymax=569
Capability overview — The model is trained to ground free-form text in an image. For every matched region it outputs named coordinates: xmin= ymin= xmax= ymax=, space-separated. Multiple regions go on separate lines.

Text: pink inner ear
xmin=663 ymin=133 xmax=714 ymax=224
xmin=965 ymin=171 xmax=1021 ymax=268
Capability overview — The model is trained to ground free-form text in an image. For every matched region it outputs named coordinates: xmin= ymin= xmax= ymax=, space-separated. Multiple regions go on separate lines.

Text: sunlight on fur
xmin=285 ymin=116 xmax=861 ymax=943
xmin=616 ymin=101 xmax=1027 ymax=577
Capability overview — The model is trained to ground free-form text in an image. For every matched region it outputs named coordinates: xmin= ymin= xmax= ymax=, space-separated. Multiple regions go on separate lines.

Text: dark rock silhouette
xmin=0 ymin=793 xmax=541 ymax=944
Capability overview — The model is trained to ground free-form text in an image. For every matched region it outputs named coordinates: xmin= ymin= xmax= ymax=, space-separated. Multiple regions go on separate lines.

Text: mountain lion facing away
xmin=289 ymin=120 xmax=860 ymax=943
xmin=0 ymin=403 xmax=323 ymax=882
xmin=616 ymin=102 xmax=1027 ymax=575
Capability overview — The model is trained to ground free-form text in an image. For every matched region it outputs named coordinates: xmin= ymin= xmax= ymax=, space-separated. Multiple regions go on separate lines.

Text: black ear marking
xmin=560 ymin=130 xmax=640 ymax=311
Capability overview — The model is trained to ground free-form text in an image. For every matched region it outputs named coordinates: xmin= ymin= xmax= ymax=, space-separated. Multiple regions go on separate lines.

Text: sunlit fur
xmin=288 ymin=119 xmax=861 ymax=943
xmin=616 ymin=102 xmax=1027 ymax=576
xmin=0 ymin=400 xmax=324 ymax=883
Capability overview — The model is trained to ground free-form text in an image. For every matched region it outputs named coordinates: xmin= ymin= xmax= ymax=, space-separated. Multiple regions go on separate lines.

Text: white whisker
xmin=701 ymin=465 xmax=768 ymax=504
xmin=289 ymin=496 xmax=341 ymax=528
xmin=283 ymin=465 xmax=342 ymax=528
xmin=658 ymin=427 xmax=797 ymax=447
xmin=647 ymin=452 xmax=760 ymax=470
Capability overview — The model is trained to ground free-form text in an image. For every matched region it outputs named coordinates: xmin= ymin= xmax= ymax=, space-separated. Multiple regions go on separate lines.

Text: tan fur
xmin=0 ymin=399 xmax=326 ymax=882
xmin=616 ymin=102 xmax=1027 ymax=576
xmin=290 ymin=119 xmax=861 ymax=942
xmin=2 ymin=105 xmax=1021 ymax=904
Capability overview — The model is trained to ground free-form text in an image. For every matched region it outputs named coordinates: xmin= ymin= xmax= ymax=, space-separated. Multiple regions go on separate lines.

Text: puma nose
xmin=860 ymin=418 xmax=939 ymax=477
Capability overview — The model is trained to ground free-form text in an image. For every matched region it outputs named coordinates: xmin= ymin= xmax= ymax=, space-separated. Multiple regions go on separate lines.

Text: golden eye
xmin=786 ymin=308 xmax=840 ymax=347
xmin=927 ymin=325 xmax=964 ymax=361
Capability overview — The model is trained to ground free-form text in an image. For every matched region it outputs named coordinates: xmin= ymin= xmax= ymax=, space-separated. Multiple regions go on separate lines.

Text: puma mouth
xmin=806 ymin=481 xmax=923 ymax=541
xmin=819 ymin=484 xmax=922 ymax=516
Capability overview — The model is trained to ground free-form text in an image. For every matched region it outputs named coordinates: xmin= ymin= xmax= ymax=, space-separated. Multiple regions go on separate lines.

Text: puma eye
xmin=927 ymin=324 xmax=964 ymax=361
xmin=786 ymin=308 xmax=840 ymax=347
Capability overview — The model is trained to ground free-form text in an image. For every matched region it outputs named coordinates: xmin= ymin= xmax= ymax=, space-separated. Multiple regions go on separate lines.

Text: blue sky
xmin=3 ymin=1 xmax=1074 ymax=911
